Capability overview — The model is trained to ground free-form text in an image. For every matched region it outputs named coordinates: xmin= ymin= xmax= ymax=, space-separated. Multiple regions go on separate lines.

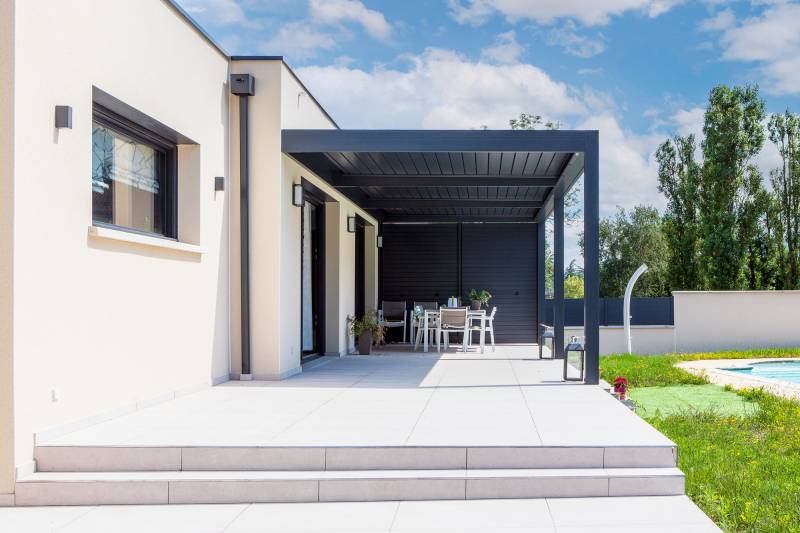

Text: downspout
xmin=231 ymin=73 xmax=255 ymax=378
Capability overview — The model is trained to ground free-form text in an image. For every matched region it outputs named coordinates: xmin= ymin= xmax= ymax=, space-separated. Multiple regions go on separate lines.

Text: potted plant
xmin=613 ymin=376 xmax=629 ymax=401
xmin=347 ymin=310 xmax=385 ymax=355
xmin=468 ymin=288 xmax=492 ymax=310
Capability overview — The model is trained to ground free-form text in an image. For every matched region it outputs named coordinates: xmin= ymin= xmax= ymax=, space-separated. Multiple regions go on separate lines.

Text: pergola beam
xmin=383 ymin=215 xmax=535 ymax=223
xmin=362 ymin=199 xmax=542 ymax=209
xmin=333 ymin=175 xmax=558 ymax=188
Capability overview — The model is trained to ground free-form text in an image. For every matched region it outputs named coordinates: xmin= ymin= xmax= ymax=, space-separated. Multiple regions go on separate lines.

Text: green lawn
xmin=600 ymin=349 xmax=800 ymax=533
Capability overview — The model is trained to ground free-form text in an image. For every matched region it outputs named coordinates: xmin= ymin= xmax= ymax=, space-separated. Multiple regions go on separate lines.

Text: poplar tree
xmin=655 ymin=134 xmax=703 ymax=290
xmin=699 ymin=85 xmax=766 ymax=290
xmin=768 ymin=111 xmax=800 ymax=288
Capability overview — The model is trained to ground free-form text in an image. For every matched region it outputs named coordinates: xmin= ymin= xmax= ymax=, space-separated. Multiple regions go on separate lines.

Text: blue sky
xmin=178 ymin=0 xmax=800 ymax=258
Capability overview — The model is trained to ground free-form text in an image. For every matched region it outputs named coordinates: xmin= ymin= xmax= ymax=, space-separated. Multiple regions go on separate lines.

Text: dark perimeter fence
xmin=543 ymin=296 xmax=674 ymax=326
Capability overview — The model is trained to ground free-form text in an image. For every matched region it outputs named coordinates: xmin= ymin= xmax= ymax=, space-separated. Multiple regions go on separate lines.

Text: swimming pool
xmin=724 ymin=360 xmax=800 ymax=385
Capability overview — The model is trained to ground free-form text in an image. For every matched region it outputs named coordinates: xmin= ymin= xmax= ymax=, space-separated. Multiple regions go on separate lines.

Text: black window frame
xmin=92 ymin=104 xmax=178 ymax=240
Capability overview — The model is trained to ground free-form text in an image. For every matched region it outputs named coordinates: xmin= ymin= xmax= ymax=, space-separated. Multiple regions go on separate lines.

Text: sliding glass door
xmin=301 ymin=198 xmax=323 ymax=357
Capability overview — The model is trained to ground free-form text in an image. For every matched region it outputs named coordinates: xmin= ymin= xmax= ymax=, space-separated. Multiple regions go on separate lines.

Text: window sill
xmin=88 ymin=225 xmax=204 ymax=254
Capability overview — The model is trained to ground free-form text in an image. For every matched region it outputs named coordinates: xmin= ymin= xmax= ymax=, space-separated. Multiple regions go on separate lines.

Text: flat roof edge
xmin=164 ymin=0 xmax=229 ymax=58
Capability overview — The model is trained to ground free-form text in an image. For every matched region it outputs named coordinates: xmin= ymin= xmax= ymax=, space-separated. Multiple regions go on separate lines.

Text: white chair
xmin=414 ymin=310 xmax=439 ymax=351
xmin=437 ymin=307 xmax=468 ymax=353
xmin=484 ymin=307 xmax=497 ymax=352
xmin=410 ymin=301 xmax=438 ymax=344
xmin=466 ymin=310 xmax=487 ymax=353
xmin=378 ymin=301 xmax=407 ymax=342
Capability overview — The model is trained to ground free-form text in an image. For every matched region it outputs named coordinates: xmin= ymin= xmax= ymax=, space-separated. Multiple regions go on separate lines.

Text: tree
xmin=768 ymin=110 xmax=800 ymax=288
xmin=597 ymin=206 xmax=670 ymax=297
xmin=564 ymin=275 xmax=584 ymax=299
xmin=699 ymin=84 xmax=767 ymax=289
xmin=655 ymin=134 xmax=703 ymax=290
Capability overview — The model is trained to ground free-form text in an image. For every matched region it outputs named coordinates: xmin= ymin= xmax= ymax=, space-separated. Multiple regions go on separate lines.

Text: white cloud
xmin=707 ymin=3 xmax=800 ymax=94
xmin=309 ymin=0 xmax=392 ymax=40
xmin=296 ymin=47 xmax=586 ymax=129
xmin=547 ymin=21 xmax=607 ymax=57
xmin=297 ymin=48 xmax=666 ymax=217
xmin=261 ymin=22 xmax=338 ymax=60
xmin=577 ymin=114 xmax=666 ymax=216
xmin=447 ymin=0 xmax=682 ymax=27
xmin=671 ymin=106 xmax=705 ymax=138
xmin=179 ymin=0 xmax=254 ymax=27
xmin=698 ymin=8 xmax=735 ymax=32
xmin=481 ymin=31 xmax=525 ymax=64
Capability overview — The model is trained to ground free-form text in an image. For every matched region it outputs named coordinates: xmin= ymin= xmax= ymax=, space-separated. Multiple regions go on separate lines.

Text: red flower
xmin=613 ymin=376 xmax=628 ymax=392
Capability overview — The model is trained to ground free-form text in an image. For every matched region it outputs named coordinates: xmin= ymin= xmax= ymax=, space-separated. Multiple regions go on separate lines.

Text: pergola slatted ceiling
xmin=281 ymin=130 xmax=587 ymax=223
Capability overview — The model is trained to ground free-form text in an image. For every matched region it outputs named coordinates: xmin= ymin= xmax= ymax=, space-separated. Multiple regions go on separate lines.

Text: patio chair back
xmin=439 ymin=307 xmax=467 ymax=329
xmin=489 ymin=306 xmax=497 ymax=319
xmin=381 ymin=301 xmax=406 ymax=320
xmin=414 ymin=301 xmax=438 ymax=311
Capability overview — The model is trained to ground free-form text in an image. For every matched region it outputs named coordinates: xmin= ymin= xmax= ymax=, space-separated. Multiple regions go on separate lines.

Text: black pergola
xmin=282 ymin=129 xmax=600 ymax=384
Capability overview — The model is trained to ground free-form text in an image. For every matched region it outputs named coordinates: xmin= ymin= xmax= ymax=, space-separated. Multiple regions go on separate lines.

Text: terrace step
xmin=34 ymin=444 xmax=678 ymax=472
xmin=15 ymin=467 xmax=685 ymax=506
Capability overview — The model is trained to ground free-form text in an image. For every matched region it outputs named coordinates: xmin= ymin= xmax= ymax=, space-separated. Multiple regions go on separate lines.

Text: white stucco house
xmin=4 ymin=1 xmax=709 ymax=515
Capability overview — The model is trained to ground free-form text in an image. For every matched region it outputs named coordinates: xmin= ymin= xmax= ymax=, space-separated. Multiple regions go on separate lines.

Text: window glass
xmin=92 ymin=121 xmax=165 ymax=235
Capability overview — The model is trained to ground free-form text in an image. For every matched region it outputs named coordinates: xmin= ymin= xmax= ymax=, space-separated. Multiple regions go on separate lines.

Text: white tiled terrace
xmin=44 ymin=345 xmax=672 ymax=449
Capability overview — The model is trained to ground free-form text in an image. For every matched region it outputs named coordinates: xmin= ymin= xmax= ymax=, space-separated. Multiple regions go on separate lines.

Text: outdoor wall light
xmin=215 ymin=176 xmax=225 ymax=192
xmin=347 ymin=215 xmax=356 ymax=233
xmin=292 ymin=183 xmax=304 ymax=207
xmin=54 ymin=105 xmax=72 ymax=129
xmin=377 ymin=235 xmax=383 ymax=248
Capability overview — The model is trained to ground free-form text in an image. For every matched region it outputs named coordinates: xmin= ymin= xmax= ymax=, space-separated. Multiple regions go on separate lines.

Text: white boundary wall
xmin=672 ymin=291 xmax=800 ymax=353
xmin=566 ymin=291 xmax=800 ymax=356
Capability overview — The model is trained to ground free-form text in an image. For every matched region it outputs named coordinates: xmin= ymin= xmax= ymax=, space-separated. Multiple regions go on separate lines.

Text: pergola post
xmin=553 ymin=194 xmax=565 ymax=359
xmin=583 ymin=132 xmax=600 ymax=385
xmin=537 ymin=221 xmax=545 ymax=350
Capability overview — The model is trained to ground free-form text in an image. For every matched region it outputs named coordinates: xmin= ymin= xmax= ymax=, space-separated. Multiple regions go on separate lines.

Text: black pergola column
xmin=553 ymin=194 xmax=565 ymax=359
xmin=583 ymin=133 xmax=600 ymax=384
xmin=537 ymin=221 xmax=545 ymax=351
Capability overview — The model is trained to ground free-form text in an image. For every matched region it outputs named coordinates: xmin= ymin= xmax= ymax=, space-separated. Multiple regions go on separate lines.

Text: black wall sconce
xmin=54 ymin=106 xmax=72 ymax=129
xmin=215 ymin=176 xmax=225 ymax=192
xmin=377 ymin=235 xmax=383 ymax=248
xmin=292 ymin=183 xmax=304 ymax=207
xmin=347 ymin=215 xmax=356 ymax=233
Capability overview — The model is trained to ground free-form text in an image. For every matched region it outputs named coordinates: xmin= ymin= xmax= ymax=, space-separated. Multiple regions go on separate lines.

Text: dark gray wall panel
xmin=462 ymin=224 xmax=537 ymax=343
xmin=380 ymin=223 xmax=538 ymax=344
xmin=380 ymin=224 xmax=459 ymax=303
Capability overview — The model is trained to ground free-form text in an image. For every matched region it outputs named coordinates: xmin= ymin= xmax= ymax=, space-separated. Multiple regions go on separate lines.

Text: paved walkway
xmin=45 ymin=348 xmax=672 ymax=448
xmin=0 ymin=496 xmax=721 ymax=532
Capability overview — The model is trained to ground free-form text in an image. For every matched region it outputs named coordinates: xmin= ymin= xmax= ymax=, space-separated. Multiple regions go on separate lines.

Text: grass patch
xmin=600 ymin=349 xmax=800 ymax=532
xmin=631 ymin=384 xmax=758 ymax=418
xmin=600 ymin=347 xmax=800 ymax=388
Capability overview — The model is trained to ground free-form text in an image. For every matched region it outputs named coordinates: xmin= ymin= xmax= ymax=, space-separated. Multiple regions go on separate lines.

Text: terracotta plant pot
xmin=358 ymin=330 xmax=373 ymax=355
xmin=471 ymin=300 xmax=482 ymax=310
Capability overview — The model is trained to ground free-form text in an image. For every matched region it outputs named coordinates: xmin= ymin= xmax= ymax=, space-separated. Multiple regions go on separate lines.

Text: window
xmin=91 ymin=106 xmax=177 ymax=238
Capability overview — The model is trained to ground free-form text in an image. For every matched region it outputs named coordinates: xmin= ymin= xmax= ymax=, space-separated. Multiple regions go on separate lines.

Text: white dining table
xmin=414 ymin=309 xmax=487 ymax=353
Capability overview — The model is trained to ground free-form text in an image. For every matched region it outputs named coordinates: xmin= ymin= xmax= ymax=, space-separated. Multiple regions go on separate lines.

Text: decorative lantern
xmin=292 ymin=183 xmax=304 ymax=207
xmin=563 ymin=336 xmax=585 ymax=381
xmin=539 ymin=325 xmax=554 ymax=359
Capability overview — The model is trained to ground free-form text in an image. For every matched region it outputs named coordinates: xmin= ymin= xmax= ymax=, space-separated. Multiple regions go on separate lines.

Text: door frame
xmin=300 ymin=188 xmax=326 ymax=361
xmin=354 ymin=215 xmax=366 ymax=319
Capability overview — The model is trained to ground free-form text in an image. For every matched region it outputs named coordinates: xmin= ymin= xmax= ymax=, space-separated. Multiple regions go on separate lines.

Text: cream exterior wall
xmin=9 ymin=0 xmax=230 ymax=482
xmin=0 ymin=0 xmax=16 ymax=497
xmin=673 ymin=291 xmax=800 ymax=353
xmin=228 ymin=59 xmax=377 ymax=377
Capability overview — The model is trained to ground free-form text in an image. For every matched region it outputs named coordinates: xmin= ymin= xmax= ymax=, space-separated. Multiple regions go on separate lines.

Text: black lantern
xmin=292 ymin=183 xmax=304 ymax=207
xmin=539 ymin=325 xmax=554 ymax=359
xmin=563 ymin=336 xmax=585 ymax=381
xmin=347 ymin=215 xmax=356 ymax=233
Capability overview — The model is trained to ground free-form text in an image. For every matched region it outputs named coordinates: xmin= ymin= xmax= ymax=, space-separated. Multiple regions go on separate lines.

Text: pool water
xmin=724 ymin=360 xmax=800 ymax=384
